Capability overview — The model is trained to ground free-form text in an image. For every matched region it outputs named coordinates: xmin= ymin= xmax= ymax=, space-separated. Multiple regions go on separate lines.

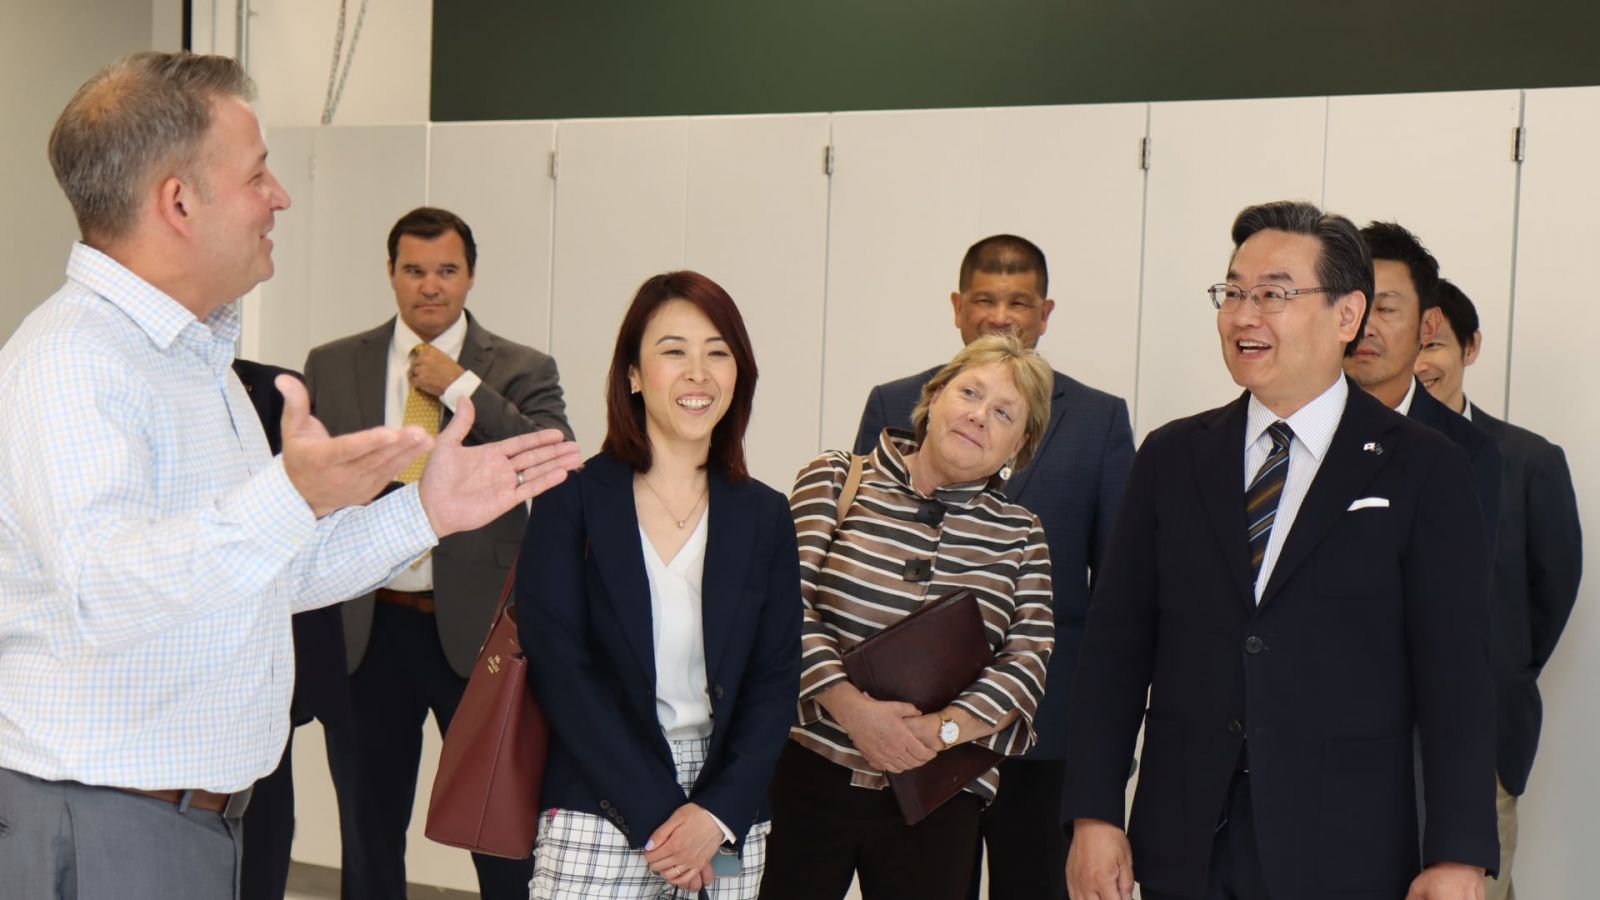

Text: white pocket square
xmin=1347 ymin=497 xmax=1390 ymax=511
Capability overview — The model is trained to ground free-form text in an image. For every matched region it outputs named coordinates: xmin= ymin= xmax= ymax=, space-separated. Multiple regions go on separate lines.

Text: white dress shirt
xmin=1395 ymin=377 xmax=1418 ymax=416
xmin=1244 ymin=376 xmax=1348 ymax=602
xmin=382 ymin=315 xmax=480 ymax=592
xmin=640 ymin=513 xmax=713 ymax=741
xmin=0 ymin=244 xmax=439 ymax=791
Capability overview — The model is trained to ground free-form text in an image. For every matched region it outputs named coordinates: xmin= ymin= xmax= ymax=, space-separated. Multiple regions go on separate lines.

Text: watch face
xmin=939 ymin=720 xmax=960 ymax=744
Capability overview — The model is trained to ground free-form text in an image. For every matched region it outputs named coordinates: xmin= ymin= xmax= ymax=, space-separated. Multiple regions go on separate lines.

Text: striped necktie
xmin=1246 ymin=421 xmax=1294 ymax=582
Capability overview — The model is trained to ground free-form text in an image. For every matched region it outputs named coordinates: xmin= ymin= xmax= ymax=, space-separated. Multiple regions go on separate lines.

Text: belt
xmin=116 ymin=785 xmax=253 ymax=818
xmin=375 ymin=588 xmax=435 ymax=614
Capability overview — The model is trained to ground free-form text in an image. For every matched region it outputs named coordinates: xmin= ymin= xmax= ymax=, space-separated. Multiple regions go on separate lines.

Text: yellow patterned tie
xmin=397 ymin=345 xmax=442 ymax=484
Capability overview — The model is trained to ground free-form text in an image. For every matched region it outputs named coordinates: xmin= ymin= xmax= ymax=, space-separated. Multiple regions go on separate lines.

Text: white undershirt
xmin=382 ymin=314 xmax=480 ymax=591
xmin=640 ymin=512 xmax=713 ymax=741
xmin=1244 ymin=376 xmax=1348 ymax=602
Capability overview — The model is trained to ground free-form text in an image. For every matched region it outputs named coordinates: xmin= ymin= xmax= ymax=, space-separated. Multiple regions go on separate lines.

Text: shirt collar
xmin=1461 ymin=394 xmax=1472 ymax=420
xmin=1245 ymin=376 xmax=1348 ymax=464
xmin=392 ymin=310 xmax=469 ymax=361
xmin=870 ymin=428 xmax=1000 ymax=507
xmin=65 ymin=242 xmax=240 ymax=370
xmin=1395 ymin=377 xmax=1419 ymax=416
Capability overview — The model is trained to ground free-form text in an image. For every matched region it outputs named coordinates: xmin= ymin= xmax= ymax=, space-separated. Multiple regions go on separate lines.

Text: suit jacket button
xmin=1244 ymin=636 xmax=1264 ymax=654
xmin=1228 ymin=719 xmax=1244 ymax=736
xmin=712 ymin=684 xmax=725 ymax=700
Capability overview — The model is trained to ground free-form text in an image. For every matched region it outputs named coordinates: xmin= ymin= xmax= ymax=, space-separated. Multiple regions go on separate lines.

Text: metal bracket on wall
xmin=1512 ymin=126 xmax=1526 ymax=163
xmin=824 ymin=145 xmax=835 ymax=176
xmin=1138 ymin=136 xmax=1151 ymax=171
xmin=549 ymin=149 xmax=559 ymax=180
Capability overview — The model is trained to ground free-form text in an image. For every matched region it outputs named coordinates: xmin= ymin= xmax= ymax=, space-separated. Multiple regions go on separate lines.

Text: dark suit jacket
xmin=1470 ymin=405 xmax=1583 ymax=796
xmin=302 ymin=311 xmax=571 ymax=676
xmin=231 ymin=359 xmax=350 ymax=727
xmin=1408 ymin=379 xmax=1502 ymax=551
xmin=516 ymin=452 xmax=802 ymax=851
xmin=1063 ymin=381 xmax=1498 ymax=899
xmin=854 ymin=367 xmax=1134 ymax=758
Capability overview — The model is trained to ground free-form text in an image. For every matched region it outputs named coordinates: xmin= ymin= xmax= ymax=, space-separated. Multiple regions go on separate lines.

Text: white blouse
xmin=639 ymin=511 xmax=713 ymax=741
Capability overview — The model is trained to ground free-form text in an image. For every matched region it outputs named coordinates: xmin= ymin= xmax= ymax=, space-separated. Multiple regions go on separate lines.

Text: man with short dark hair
xmin=304 ymin=205 xmax=571 ymax=899
xmin=0 ymin=53 xmax=579 ymax=900
xmin=1346 ymin=222 xmax=1501 ymax=545
xmin=855 ymin=234 xmax=1134 ymax=900
xmin=1065 ymin=201 xmax=1498 ymax=900
xmin=1417 ymin=280 xmax=1583 ymax=900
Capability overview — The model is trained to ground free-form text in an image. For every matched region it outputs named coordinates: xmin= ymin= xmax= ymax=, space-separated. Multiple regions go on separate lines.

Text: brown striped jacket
xmin=787 ymin=430 xmax=1053 ymax=799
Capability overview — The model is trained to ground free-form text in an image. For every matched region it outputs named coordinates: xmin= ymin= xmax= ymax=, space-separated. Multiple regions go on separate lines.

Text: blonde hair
xmin=910 ymin=333 xmax=1053 ymax=472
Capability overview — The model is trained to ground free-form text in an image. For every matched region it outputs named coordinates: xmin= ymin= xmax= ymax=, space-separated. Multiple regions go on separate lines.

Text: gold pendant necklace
xmin=639 ymin=474 xmax=707 ymax=529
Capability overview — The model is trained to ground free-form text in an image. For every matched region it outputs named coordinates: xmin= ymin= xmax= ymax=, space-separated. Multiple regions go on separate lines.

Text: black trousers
xmin=342 ymin=602 xmax=532 ymax=900
xmin=239 ymin=722 xmax=366 ymax=900
xmin=1140 ymin=773 xmax=1271 ymax=900
xmin=964 ymin=757 xmax=1068 ymax=900
xmin=761 ymin=741 xmax=984 ymax=900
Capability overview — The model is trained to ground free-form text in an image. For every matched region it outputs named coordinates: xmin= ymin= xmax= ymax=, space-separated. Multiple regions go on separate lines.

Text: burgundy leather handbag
xmin=425 ymin=563 xmax=550 ymax=858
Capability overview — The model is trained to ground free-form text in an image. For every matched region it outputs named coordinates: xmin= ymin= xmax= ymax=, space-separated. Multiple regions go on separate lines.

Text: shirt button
xmin=1244 ymin=636 xmax=1265 ymax=654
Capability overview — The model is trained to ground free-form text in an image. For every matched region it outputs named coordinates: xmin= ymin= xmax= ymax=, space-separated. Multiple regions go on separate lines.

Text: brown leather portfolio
xmin=841 ymin=588 xmax=1003 ymax=825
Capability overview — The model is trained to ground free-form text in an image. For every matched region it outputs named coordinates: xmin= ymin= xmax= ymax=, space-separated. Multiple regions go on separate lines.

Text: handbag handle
xmin=833 ymin=453 xmax=865 ymax=532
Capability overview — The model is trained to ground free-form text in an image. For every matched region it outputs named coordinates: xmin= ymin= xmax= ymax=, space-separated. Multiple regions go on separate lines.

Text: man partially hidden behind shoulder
xmin=1063 ymin=201 xmax=1497 ymax=900
xmin=0 ymin=52 xmax=580 ymax=900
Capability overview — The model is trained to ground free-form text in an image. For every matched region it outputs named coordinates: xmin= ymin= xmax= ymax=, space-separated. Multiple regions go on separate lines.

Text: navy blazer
xmin=517 ymin=452 xmax=802 ymax=851
xmin=1470 ymin=405 xmax=1583 ymax=796
xmin=1064 ymin=382 xmax=1498 ymax=899
xmin=1408 ymin=378 xmax=1502 ymax=550
xmin=854 ymin=367 xmax=1134 ymax=758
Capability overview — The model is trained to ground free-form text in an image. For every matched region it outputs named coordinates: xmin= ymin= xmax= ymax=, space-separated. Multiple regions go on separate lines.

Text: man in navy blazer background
xmin=854 ymin=234 xmax=1134 ymax=900
xmin=1065 ymin=201 xmax=1497 ymax=900
xmin=1344 ymin=222 xmax=1501 ymax=548
xmin=1416 ymin=279 xmax=1583 ymax=900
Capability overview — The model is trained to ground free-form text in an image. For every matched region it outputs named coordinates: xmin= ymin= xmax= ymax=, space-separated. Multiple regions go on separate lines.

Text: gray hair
xmin=48 ymin=52 xmax=256 ymax=243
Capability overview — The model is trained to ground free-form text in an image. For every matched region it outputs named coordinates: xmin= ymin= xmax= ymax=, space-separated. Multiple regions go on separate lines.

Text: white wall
xmin=0 ymin=0 xmax=167 ymax=342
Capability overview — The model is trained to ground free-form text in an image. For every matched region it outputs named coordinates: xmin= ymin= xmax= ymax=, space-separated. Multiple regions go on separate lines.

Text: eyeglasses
xmin=1208 ymin=283 xmax=1334 ymax=314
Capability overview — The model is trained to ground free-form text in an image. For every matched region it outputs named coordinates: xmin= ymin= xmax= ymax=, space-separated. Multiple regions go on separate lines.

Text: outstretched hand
xmin=277 ymin=374 xmax=430 ymax=518
xmin=417 ymin=395 xmax=582 ymax=538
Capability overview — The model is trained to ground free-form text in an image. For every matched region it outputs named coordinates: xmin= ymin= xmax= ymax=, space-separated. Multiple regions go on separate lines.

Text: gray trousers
xmin=0 ymin=766 xmax=241 ymax=899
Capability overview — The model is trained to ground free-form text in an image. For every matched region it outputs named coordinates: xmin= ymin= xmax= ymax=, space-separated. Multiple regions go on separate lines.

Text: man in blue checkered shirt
xmin=0 ymin=51 xmax=581 ymax=899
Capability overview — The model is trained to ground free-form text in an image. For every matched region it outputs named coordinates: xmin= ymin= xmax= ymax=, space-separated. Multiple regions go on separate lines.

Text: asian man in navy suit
xmin=854 ymin=235 xmax=1134 ymax=900
xmin=1416 ymin=279 xmax=1582 ymax=900
xmin=1344 ymin=222 xmax=1501 ymax=548
xmin=1064 ymin=201 xmax=1497 ymax=900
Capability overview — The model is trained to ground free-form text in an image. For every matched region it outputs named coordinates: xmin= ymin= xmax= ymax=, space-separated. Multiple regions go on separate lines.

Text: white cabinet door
xmin=685 ymin=114 xmax=832 ymax=490
xmin=977 ymin=104 xmax=1148 ymax=409
xmin=1324 ymin=90 xmax=1522 ymax=418
xmin=1137 ymin=98 xmax=1327 ymax=438
xmin=429 ymin=121 xmax=558 ymax=356
xmin=307 ymin=125 xmax=429 ymax=353
xmin=548 ymin=118 xmax=691 ymax=450
xmin=822 ymin=109 xmax=986 ymax=451
xmin=1501 ymin=85 xmax=1600 ymax=900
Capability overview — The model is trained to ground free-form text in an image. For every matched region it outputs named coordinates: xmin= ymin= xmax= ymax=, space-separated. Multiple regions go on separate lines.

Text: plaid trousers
xmin=530 ymin=736 xmax=770 ymax=899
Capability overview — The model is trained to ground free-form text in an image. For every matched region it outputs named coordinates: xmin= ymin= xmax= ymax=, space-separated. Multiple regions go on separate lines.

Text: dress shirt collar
xmin=391 ymin=311 xmax=468 ymax=361
xmin=1461 ymin=394 xmax=1472 ymax=420
xmin=65 ymin=242 xmax=241 ymax=371
xmin=1245 ymin=375 xmax=1347 ymax=465
xmin=871 ymin=428 xmax=1001 ymax=508
xmin=1395 ymin=377 xmax=1419 ymax=416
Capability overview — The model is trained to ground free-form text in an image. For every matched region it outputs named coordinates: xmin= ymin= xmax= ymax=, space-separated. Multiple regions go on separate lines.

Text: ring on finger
xmin=516 ymin=470 xmax=525 ymax=487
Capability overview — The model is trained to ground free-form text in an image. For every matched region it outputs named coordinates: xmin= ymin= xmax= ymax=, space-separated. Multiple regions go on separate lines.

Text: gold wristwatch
xmin=937 ymin=710 xmax=960 ymax=749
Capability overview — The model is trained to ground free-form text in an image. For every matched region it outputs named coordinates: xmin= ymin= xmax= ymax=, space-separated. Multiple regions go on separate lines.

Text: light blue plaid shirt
xmin=0 ymin=244 xmax=438 ymax=792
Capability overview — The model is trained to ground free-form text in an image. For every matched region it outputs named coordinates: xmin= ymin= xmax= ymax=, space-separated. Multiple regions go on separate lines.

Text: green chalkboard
xmin=432 ymin=0 xmax=1600 ymax=121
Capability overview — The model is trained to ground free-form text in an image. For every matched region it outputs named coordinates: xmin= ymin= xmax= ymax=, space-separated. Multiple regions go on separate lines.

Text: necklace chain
xmin=638 ymin=474 xmax=707 ymax=529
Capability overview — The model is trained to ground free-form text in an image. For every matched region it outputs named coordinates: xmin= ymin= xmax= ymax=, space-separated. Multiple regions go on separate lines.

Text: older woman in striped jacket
xmin=760 ymin=333 xmax=1056 ymax=900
